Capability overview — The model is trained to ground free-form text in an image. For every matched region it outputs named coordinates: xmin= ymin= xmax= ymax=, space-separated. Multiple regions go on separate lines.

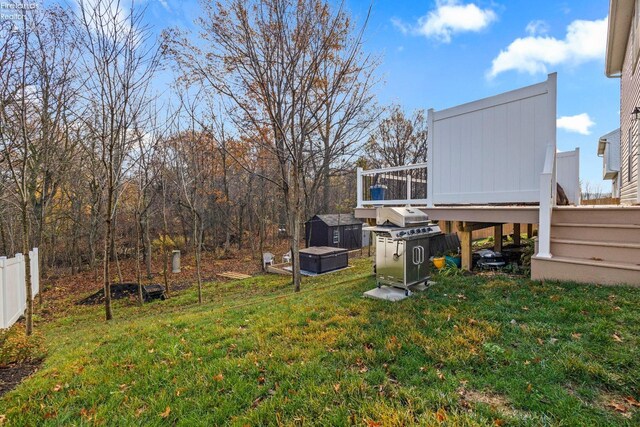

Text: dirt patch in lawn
xmin=597 ymin=392 xmax=640 ymax=419
xmin=458 ymin=386 xmax=527 ymax=419
xmin=0 ymin=361 xmax=41 ymax=397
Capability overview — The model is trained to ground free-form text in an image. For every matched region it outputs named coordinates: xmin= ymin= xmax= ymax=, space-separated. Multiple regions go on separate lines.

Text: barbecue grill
xmin=366 ymin=207 xmax=442 ymax=295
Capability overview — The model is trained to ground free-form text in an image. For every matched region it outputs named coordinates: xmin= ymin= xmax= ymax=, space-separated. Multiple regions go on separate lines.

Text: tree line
xmin=0 ymin=0 xmax=428 ymax=328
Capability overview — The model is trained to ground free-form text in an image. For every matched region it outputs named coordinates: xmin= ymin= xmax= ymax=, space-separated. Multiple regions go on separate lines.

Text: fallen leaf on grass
xmin=0 ymin=415 xmax=5 ymax=425
xmin=571 ymin=333 xmax=582 ymax=340
xmin=608 ymin=402 xmax=627 ymax=413
xmin=624 ymin=396 xmax=640 ymax=407
xmin=436 ymin=370 xmax=445 ymax=380
xmin=526 ymin=383 xmax=533 ymax=393
xmin=80 ymin=408 xmax=95 ymax=421
xmin=494 ymin=419 xmax=505 ymax=426
xmin=436 ymin=408 xmax=447 ymax=422
xmin=159 ymin=406 xmax=171 ymax=418
xmin=213 ymin=373 xmax=224 ymax=382
xmin=612 ymin=333 xmax=623 ymax=342
xmin=364 ymin=419 xmax=382 ymax=427
xmin=257 ymin=376 xmax=265 ymax=385
xmin=333 ymin=383 xmax=340 ymax=393
xmin=251 ymin=396 xmax=264 ymax=408
xmin=52 ymin=384 xmax=63 ymax=392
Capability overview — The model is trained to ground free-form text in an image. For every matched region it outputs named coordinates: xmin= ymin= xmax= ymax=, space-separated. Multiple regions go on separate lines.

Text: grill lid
xmin=376 ymin=207 xmax=430 ymax=227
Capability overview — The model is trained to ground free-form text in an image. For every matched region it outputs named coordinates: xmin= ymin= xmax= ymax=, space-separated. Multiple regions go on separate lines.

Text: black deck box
xmin=299 ymin=246 xmax=348 ymax=274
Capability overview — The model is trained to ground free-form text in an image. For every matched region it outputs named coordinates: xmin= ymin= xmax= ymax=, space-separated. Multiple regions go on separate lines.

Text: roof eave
xmin=605 ymin=0 xmax=634 ymax=77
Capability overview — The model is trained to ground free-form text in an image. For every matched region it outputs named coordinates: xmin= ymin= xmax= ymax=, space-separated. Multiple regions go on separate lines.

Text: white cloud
xmin=158 ymin=0 xmax=170 ymax=11
xmin=557 ymin=113 xmax=595 ymax=135
xmin=488 ymin=17 xmax=607 ymax=78
xmin=525 ymin=20 xmax=549 ymax=36
xmin=392 ymin=0 xmax=497 ymax=43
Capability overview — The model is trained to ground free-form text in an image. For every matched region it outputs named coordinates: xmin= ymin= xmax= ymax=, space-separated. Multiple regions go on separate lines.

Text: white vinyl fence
xmin=0 ymin=248 xmax=39 ymax=329
xmin=427 ymin=73 xmax=557 ymax=205
xmin=556 ymin=148 xmax=581 ymax=205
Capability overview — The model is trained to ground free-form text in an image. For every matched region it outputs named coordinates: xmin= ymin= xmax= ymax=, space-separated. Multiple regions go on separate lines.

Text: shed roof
xmin=309 ymin=213 xmax=363 ymax=227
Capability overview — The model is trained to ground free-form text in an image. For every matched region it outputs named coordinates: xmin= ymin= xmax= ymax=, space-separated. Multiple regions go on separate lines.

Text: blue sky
xmin=59 ymin=0 xmax=618 ymax=190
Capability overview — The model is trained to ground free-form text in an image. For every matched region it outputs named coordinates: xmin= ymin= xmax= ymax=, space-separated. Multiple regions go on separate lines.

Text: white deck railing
xmin=356 ymin=163 xmax=428 ymax=207
xmin=355 ymin=74 xmax=558 ymax=260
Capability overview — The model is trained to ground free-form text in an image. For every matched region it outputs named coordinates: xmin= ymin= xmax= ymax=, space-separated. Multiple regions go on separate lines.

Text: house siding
xmin=620 ymin=23 xmax=640 ymax=205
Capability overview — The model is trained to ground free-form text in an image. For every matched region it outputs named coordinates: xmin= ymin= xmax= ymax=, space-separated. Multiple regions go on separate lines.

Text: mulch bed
xmin=76 ymin=282 xmax=199 ymax=306
xmin=77 ymin=283 xmax=146 ymax=306
xmin=0 ymin=360 xmax=41 ymax=397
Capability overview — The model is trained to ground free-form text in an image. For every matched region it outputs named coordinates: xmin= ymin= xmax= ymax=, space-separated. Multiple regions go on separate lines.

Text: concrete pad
xmin=363 ymin=286 xmax=409 ymax=302
xmin=409 ymin=282 xmax=428 ymax=292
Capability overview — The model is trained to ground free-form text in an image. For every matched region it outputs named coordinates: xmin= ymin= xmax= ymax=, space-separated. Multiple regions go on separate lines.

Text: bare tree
xmin=164 ymin=0 xmax=374 ymax=292
xmin=365 ymin=105 xmax=428 ymax=167
xmin=76 ymin=0 xmax=159 ymax=320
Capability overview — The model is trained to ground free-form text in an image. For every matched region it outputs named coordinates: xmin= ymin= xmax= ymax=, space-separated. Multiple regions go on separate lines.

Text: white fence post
xmin=0 ymin=257 xmax=5 ymax=329
xmin=426 ymin=108 xmax=434 ymax=207
xmin=30 ymin=248 xmax=39 ymax=297
xmin=356 ymin=167 xmax=363 ymax=208
xmin=16 ymin=253 xmax=25 ymax=317
xmin=537 ymin=145 xmax=555 ymax=258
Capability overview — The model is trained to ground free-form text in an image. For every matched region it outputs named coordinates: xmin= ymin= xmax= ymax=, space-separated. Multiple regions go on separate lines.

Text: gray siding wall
xmin=621 ymin=24 xmax=640 ymax=205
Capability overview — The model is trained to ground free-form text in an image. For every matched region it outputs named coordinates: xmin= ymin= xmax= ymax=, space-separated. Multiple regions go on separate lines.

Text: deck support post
xmin=493 ymin=225 xmax=503 ymax=252
xmin=513 ymin=224 xmax=521 ymax=246
xmin=356 ymin=167 xmax=363 ymax=208
xmin=461 ymin=230 xmax=472 ymax=271
xmin=527 ymin=224 xmax=533 ymax=238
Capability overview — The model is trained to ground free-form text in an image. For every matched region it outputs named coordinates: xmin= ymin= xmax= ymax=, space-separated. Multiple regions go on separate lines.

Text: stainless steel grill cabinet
xmin=367 ymin=207 xmax=442 ymax=295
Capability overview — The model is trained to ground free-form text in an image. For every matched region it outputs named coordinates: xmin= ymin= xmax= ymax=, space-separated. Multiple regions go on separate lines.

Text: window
xmin=629 ymin=127 xmax=633 ymax=184
xmin=333 ymin=229 xmax=339 ymax=244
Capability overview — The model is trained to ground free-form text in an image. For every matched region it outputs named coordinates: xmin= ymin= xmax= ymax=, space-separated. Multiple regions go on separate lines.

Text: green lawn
xmin=1 ymin=258 xmax=639 ymax=426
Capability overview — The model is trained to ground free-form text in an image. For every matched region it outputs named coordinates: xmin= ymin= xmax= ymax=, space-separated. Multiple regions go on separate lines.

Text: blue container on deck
xmin=369 ymin=184 xmax=387 ymax=201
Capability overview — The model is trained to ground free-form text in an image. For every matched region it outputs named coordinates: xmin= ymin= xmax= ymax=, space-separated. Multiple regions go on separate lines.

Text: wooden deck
xmin=355 ymin=205 xmax=539 ymax=224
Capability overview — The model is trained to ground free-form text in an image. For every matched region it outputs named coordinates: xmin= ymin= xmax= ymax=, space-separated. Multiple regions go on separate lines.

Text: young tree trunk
xmin=143 ymin=212 xmax=152 ymax=279
xmin=135 ymin=211 xmax=144 ymax=305
xmin=103 ymin=186 xmax=114 ymax=321
xmin=194 ymin=211 xmax=202 ymax=304
xmin=21 ymin=201 xmax=33 ymax=336
xmin=290 ymin=167 xmax=302 ymax=293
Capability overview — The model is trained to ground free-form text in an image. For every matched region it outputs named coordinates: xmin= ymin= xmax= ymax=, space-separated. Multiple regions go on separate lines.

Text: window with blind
xmin=629 ymin=127 xmax=633 ymax=183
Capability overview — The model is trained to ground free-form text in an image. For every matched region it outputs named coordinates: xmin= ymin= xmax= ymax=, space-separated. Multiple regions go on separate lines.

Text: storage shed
xmin=305 ymin=214 xmax=363 ymax=250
